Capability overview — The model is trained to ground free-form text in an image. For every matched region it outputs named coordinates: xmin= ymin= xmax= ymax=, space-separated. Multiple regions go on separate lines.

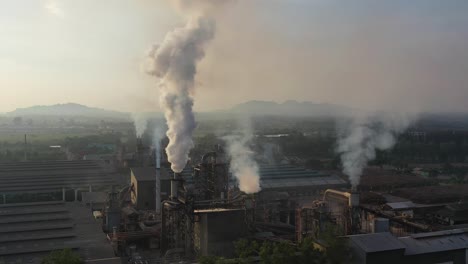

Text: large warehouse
xmin=258 ymin=165 xmax=347 ymax=197
xmin=0 ymin=160 xmax=124 ymax=203
xmin=0 ymin=201 xmax=119 ymax=263
xmin=348 ymin=229 xmax=468 ymax=264
xmin=0 ymin=160 xmax=124 ymax=263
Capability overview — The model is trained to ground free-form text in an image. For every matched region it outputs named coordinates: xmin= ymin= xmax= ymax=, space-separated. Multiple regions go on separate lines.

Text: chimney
xmin=171 ymin=173 xmax=181 ymax=200
xmin=155 ymin=144 xmax=161 ymax=214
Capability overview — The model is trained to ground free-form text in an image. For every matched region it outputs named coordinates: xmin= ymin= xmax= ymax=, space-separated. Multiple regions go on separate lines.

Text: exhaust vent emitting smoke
xmin=223 ymin=121 xmax=261 ymax=194
xmin=145 ymin=12 xmax=217 ymax=173
xmin=154 ymin=125 xmax=163 ymax=214
xmin=336 ymin=113 xmax=412 ymax=189
xmin=132 ymin=113 xmax=148 ymax=138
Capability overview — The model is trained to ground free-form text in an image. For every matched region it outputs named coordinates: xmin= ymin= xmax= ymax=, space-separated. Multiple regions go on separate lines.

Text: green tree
xmin=320 ymin=225 xmax=349 ymax=264
xmin=198 ymin=255 xmax=240 ymax=264
xmin=41 ymin=249 xmax=82 ymax=264
xmin=298 ymin=237 xmax=327 ymax=264
xmin=234 ymin=239 xmax=259 ymax=260
xmin=259 ymin=241 xmax=296 ymax=264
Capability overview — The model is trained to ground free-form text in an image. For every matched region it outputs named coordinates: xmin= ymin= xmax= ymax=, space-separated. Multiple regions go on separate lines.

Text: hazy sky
xmin=1 ymin=0 xmax=467 ymax=113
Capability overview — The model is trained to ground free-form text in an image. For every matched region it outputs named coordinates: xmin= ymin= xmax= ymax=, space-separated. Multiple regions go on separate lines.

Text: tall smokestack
xmin=155 ymin=139 xmax=161 ymax=214
xmin=171 ymin=173 xmax=182 ymax=200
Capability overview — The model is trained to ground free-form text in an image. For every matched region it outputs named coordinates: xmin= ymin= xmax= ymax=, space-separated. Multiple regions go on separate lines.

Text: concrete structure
xmin=131 ymin=167 xmax=158 ymax=210
xmin=194 ymin=208 xmax=248 ymax=257
xmin=130 ymin=167 xmax=192 ymax=210
xmin=348 ymin=229 xmax=468 ymax=264
xmin=435 ymin=202 xmax=468 ymax=225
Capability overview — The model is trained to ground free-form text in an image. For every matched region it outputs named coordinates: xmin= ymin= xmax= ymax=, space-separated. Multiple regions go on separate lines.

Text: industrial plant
xmin=2 ymin=1 xmax=468 ymax=264
xmin=99 ymin=137 xmax=349 ymax=262
xmin=2 ymin=130 xmax=468 ymax=264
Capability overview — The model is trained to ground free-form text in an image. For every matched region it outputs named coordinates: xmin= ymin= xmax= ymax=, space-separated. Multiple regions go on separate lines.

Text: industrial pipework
xmin=155 ymin=144 xmax=161 ymax=214
xmin=323 ymin=189 xmax=361 ymax=234
xmin=323 ymin=189 xmax=359 ymax=207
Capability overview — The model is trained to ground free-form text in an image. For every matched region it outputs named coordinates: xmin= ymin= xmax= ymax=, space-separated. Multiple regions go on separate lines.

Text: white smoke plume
xmin=153 ymin=124 xmax=163 ymax=168
xmin=336 ymin=113 xmax=413 ymax=189
xmin=145 ymin=2 xmax=226 ymax=172
xmin=132 ymin=113 xmax=148 ymax=138
xmin=223 ymin=119 xmax=261 ymax=194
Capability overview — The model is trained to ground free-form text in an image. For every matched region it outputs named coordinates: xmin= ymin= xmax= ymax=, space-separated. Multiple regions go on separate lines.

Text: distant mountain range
xmin=6 ymin=100 xmax=359 ymax=118
xmin=7 ymin=101 xmax=468 ymax=124
xmin=7 ymin=103 xmax=129 ymax=119
xmin=6 ymin=101 xmax=357 ymax=118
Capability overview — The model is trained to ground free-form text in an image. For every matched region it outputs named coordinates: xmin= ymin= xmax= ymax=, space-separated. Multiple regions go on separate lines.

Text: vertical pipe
xmin=155 ymin=142 xmax=161 ymax=214
xmin=62 ymin=187 xmax=66 ymax=201
xmin=2 ymin=194 xmax=6 ymax=204
xmin=155 ymin=168 xmax=161 ymax=213
xmin=89 ymin=185 xmax=92 ymax=192
xmin=74 ymin=189 xmax=78 ymax=202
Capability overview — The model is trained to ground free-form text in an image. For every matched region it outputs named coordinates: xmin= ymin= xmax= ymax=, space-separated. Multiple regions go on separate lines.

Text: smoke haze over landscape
xmin=1 ymin=1 xmax=468 ymax=114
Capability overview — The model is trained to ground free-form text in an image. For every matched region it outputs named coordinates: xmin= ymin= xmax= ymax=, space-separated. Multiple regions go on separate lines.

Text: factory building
xmin=130 ymin=167 xmax=192 ymax=210
xmin=0 ymin=201 xmax=119 ymax=264
xmin=0 ymin=160 xmax=123 ymax=203
xmin=258 ymin=165 xmax=347 ymax=197
xmin=130 ymin=168 xmax=159 ymax=210
xmin=254 ymin=166 xmax=347 ymax=231
xmin=435 ymin=202 xmax=468 ymax=225
xmin=0 ymin=160 xmax=125 ymax=263
xmin=348 ymin=229 xmax=468 ymax=264
xmin=194 ymin=208 xmax=248 ymax=257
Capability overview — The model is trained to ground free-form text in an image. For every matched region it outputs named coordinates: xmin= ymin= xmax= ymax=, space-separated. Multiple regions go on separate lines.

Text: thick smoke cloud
xmin=336 ymin=113 xmax=413 ymax=189
xmin=223 ymin=119 xmax=261 ymax=194
xmin=145 ymin=2 xmax=224 ymax=173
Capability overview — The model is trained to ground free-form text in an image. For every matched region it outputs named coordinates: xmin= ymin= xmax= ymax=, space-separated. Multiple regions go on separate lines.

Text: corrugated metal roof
xmin=349 ymin=232 xmax=406 ymax=253
xmin=0 ymin=161 xmax=120 ymax=193
xmin=81 ymin=192 xmax=108 ymax=204
xmin=350 ymin=229 xmax=468 ymax=256
xmin=400 ymin=229 xmax=468 ymax=255
xmin=260 ymin=176 xmax=346 ymax=189
xmin=255 ymin=165 xmax=346 ymax=189
xmin=386 ymin=201 xmax=416 ymax=210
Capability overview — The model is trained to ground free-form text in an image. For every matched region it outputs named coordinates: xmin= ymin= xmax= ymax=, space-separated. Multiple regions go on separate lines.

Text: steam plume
xmin=145 ymin=4 xmax=222 ymax=172
xmin=132 ymin=113 xmax=148 ymax=138
xmin=223 ymin=119 xmax=261 ymax=194
xmin=153 ymin=124 xmax=163 ymax=168
xmin=336 ymin=113 xmax=412 ymax=189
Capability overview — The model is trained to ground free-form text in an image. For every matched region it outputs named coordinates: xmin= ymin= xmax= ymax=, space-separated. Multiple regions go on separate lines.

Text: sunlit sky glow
xmin=1 ymin=0 xmax=468 ymax=113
